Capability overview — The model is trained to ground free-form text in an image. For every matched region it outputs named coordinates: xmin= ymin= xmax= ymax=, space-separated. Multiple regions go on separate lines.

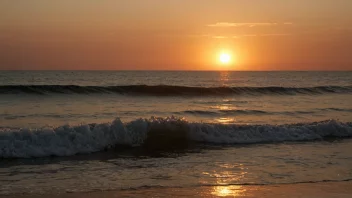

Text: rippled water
xmin=0 ymin=71 xmax=351 ymax=195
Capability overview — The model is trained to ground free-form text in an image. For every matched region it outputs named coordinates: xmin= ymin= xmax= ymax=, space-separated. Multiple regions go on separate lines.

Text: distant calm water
xmin=0 ymin=71 xmax=352 ymax=196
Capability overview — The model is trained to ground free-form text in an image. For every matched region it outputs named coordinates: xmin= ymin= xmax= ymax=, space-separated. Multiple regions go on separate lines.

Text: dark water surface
xmin=0 ymin=71 xmax=351 ymax=195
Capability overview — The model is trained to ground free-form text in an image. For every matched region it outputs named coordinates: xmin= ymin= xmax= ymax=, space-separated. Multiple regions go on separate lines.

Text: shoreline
xmin=4 ymin=181 xmax=352 ymax=198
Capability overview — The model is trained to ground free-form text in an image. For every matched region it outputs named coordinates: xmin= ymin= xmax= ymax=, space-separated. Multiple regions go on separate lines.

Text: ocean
xmin=0 ymin=71 xmax=352 ymax=196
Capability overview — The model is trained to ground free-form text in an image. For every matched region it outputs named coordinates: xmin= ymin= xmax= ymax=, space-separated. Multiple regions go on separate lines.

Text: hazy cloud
xmin=194 ymin=34 xmax=291 ymax=39
xmin=260 ymin=33 xmax=291 ymax=36
xmin=212 ymin=36 xmax=227 ymax=39
xmin=207 ymin=22 xmax=292 ymax=27
xmin=238 ymin=33 xmax=291 ymax=38
xmin=187 ymin=32 xmax=291 ymax=39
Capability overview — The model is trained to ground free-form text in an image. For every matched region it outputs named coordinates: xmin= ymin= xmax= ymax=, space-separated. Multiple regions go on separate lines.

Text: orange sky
xmin=1 ymin=0 xmax=352 ymax=70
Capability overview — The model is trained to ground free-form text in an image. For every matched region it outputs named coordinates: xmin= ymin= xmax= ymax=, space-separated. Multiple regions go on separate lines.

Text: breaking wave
xmin=1 ymin=85 xmax=352 ymax=96
xmin=1 ymin=117 xmax=351 ymax=158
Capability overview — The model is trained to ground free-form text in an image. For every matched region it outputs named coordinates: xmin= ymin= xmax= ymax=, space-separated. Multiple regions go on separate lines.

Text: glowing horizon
xmin=1 ymin=0 xmax=352 ymax=71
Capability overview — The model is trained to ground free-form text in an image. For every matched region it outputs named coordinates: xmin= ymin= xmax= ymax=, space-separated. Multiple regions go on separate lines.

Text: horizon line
xmin=1 ymin=69 xmax=352 ymax=72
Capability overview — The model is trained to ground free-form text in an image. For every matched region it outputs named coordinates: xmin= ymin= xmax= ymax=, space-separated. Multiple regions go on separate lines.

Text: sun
xmin=219 ymin=53 xmax=231 ymax=64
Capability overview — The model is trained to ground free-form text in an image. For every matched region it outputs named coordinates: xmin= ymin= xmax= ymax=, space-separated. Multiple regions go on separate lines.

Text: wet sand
xmin=5 ymin=181 xmax=352 ymax=198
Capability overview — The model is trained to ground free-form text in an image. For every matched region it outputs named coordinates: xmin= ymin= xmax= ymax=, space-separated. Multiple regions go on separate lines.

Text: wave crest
xmin=0 ymin=117 xmax=351 ymax=158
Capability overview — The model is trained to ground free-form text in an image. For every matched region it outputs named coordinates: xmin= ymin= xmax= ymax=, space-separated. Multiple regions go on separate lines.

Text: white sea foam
xmin=188 ymin=120 xmax=352 ymax=144
xmin=0 ymin=117 xmax=351 ymax=158
xmin=0 ymin=118 xmax=148 ymax=158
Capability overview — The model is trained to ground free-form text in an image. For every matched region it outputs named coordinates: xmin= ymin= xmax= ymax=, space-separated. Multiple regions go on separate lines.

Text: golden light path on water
xmin=212 ymin=185 xmax=246 ymax=197
xmin=214 ymin=71 xmax=238 ymax=124
xmin=199 ymin=163 xmax=249 ymax=197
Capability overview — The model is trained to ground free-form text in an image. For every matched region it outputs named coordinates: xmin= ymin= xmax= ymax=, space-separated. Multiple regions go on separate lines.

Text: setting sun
xmin=219 ymin=53 xmax=231 ymax=64
xmin=217 ymin=50 xmax=236 ymax=67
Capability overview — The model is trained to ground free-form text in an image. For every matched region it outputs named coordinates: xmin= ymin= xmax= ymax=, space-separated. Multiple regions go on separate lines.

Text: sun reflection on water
xmin=216 ymin=117 xmax=235 ymax=124
xmin=202 ymin=163 xmax=248 ymax=197
xmin=212 ymin=185 xmax=246 ymax=197
xmin=220 ymin=71 xmax=230 ymax=86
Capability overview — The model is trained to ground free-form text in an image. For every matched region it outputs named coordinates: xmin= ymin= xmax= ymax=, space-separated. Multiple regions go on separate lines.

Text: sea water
xmin=0 ymin=71 xmax=351 ymax=195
